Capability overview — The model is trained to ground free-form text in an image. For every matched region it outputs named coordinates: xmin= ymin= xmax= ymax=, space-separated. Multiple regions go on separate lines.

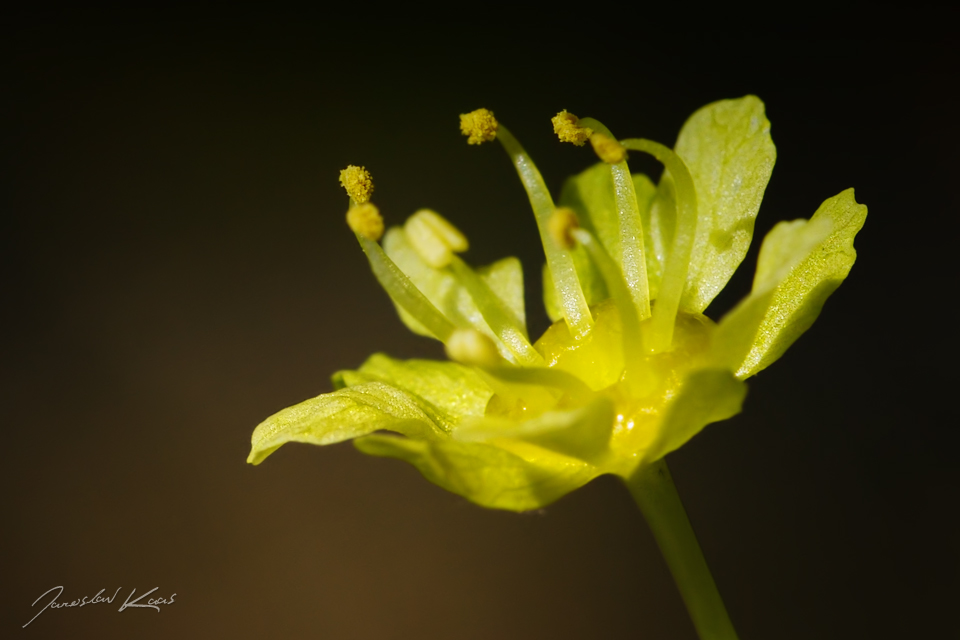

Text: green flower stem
xmin=624 ymin=459 xmax=739 ymax=640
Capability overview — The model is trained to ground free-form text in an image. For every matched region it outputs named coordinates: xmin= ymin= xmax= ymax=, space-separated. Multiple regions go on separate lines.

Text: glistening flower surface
xmin=248 ymin=96 xmax=866 ymax=512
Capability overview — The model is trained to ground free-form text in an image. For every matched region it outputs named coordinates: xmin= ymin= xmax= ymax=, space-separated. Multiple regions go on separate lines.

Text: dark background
xmin=5 ymin=29 xmax=957 ymax=638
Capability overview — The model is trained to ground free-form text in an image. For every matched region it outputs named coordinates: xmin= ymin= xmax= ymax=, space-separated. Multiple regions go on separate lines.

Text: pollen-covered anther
xmin=459 ymin=108 xmax=499 ymax=145
xmin=548 ymin=207 xmax=580 ymax=250
xmin=339 ymin=165 xmax=374 ymax=204
xmin=445 ymin=329 xmax=502 ymax=368
xmin=551 ymin=110 xmax=593 ymax=146
xmin=590 ymin=132 xmax=628 ymax=164
xmin=404 ymin=209 xmax=469 ymax=268
xmin=346 ymin=203 xmax=384 ymax=241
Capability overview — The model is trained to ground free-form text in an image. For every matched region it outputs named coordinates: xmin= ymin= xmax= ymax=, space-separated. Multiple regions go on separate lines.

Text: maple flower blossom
xmin=248 ymin=96 xmax=866 ymax=513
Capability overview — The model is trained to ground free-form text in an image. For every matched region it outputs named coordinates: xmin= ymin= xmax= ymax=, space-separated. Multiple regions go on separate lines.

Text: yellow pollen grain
xmin=552 ymin=110 xmax=593 ymax=146
xmin=339 ymin=165 xmax=374 ymax=204
xmin=548 ymin=208 xmax=579 ymax=250
xmin=346 ymin=203 xmax=384 ymax=241
xmin=590 ymin=133 xmax=627 ymax=164
xmin=459 ymin=108 xmax=499 ymax=145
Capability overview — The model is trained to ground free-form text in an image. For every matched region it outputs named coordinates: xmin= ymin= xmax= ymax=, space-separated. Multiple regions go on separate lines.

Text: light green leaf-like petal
xmin=248 ymin=382 xmax=449 ymax=465
xmin=643 ymin=368 xmax=747 ymax=464
xmin=333 ymin=353 xmax=492 ymax=424
xmin=454 ymin=396 xmax=616 ymax=462
xmin=654 ymin=95 xmax=776 ymax=313
xmin=354 ymin=433 xmax=602 ymax=512
xmin=713 ymin=189 xmax=867 ymax=378
xmin=382 ymin=227 xmax=526 ymax=359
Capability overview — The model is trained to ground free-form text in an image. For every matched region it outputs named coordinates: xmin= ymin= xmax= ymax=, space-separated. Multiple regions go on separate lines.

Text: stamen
xmin=621 ymin=139 xmax=698 ymax=353
xmin=551 ymin=110 xmax=593 ymax=146
xmin=570 ymin=227 xmax=650 ymax=395
xmin=404 ymin=209 xmax=469 ymax=269
xmin=400 ymin=209 xmax=540 ymax=365
xmin=346 ymin=203 xmax=385 ymax=242
xmin=481 ymin=119 xmax=593 ymax=338
xmin=576 ymin=118 xmax=652 ymax=322
xmin=339 ymin=165 xmax=374 ymax=204
xmin=448 ymin=256 xmax=543 ymax=366
xmin=354 ymin=231 xmax=456 ymax=342
xmin=459 ymin=108 xmax=499 ymax=145
xmin=589 ymin=133 xmax=627 ymax=164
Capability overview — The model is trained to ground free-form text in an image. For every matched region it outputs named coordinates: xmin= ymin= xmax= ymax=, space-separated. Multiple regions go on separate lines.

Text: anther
xmin=339 ymin=165 xmax=374 ymax=204
xmin=552 ymin=110 xmax=593 ymax=146
xmin=346 ymin=203 xmax=384 ymax=241
xmin=548 ymin=208 xmax=579 ymax=250
xmin=590 ymin=133 xmax=628 ymax=164
xmin=459 ymin=108 xmax=499 ymax=145
xmin=445 ymin=329 xmax=502 ymax=368
xmin=404 ymin=209 xmax=469 ymax=268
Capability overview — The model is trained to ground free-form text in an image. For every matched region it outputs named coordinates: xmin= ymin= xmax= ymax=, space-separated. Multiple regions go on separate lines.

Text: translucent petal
xmin=454 ymin=396 xmax=616 ymax=462
xmin=713 ymin=189 xmax=867 ymax=378
xmin=247 ymin=382 xmax=449 ymax=465
xmin=642 ymin=368 xmax=747 ymax=463
xmin=656 ymin=95 xmax=776 ymax=312
xmin=333 ymin=353 xmax=492 ymax=423
xmin=354 ymin=433 xmax=602 ymax=512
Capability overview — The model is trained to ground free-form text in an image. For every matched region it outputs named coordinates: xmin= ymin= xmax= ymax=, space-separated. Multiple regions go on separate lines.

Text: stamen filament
xmin=448 ymin=255 xmax=544 ymax=366
xmin=355 ymin=234 xmax=456 ymax=342
xmin=570 ymin=227 xmax=648 ymax=393
xmin=621 ymin=139 xmax=698 ymax=353
xmin=579 ymin=118 xmax=652 ymax=322
xmin=495 ymin=125 xmax=594 ymax=338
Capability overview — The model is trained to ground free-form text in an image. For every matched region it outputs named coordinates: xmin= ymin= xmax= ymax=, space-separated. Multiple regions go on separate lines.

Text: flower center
xmin=532 ymin=299 xmax=717 ymax=453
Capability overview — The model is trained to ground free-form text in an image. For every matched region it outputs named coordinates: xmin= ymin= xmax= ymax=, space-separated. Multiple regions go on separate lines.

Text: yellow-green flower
xmin=248 ymin=96 xmax=866 ymax=513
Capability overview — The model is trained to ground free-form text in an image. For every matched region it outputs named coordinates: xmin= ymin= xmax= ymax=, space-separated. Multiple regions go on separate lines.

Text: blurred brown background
xmin=5 ymin=27 xmax=957 ymax=638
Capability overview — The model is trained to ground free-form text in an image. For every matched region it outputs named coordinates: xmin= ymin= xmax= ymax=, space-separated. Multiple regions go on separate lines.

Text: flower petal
xmin=382 ymin=226 xmax=526 ymax=359
xmin=354 ymin=433 xmax=602 ymax=512
xmin=642 ymin=368 xmax=747 ymax=463
xmin=453 ymin=396 xmax=616 ymax=462
xmin=712 ymin=189 xmax=867 ymax=378
xmin=654 ymin=95 xmax=776 ymax=313
xmin=333 ymin=353 xmax=492 ymax=424
xmin=247 ymin=382 xmax=449 ymax=465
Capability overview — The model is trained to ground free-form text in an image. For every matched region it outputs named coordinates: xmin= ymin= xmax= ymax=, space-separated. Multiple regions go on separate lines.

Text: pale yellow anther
xmin=445 ymin=329 xmax=502 ymax=368
xmin=459 ymin=108 xmax=499 ymax=145
xmin=346 ymin=203 xmax=384 ymax=241
xmin=339 ymin=165 xmax=374 ymax=204
xmin=590 ymin=132 xmax=628 ymax=164
xmin=548 ymin=208 xmax=580 ymax=250
xmin=404 ymin=209 xmax=469 ymax=268
xmin=551 ymin=110 xmax=593 ymax=146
